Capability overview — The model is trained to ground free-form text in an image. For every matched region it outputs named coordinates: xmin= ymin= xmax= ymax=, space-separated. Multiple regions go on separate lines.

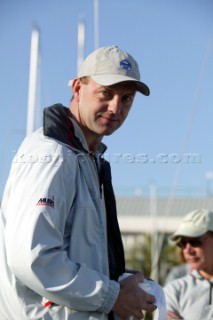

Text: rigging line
xmin=151 ymin=29 xmax=213 ymax=280
xmin=165 ymin=28 xmax=213 ymax=215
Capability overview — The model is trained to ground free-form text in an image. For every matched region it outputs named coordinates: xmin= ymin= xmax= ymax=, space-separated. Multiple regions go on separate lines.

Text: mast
xmin=150 ymin=183 xmax=159 ymax=282
xmin=77 ymin=17 xmax=85 ymax=74
xmin=26 ymin=27 xmax=40 ymax=136
xmin=94 ymin=0 xmax=99 ymax=49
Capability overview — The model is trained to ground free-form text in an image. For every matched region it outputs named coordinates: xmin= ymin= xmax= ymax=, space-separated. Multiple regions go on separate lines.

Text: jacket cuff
xmin=98 ymin=280 xmax=120 ymax=314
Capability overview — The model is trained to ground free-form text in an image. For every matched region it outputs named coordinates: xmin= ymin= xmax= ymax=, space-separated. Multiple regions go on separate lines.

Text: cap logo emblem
xmin=120 ymin=59 xmax=131 ymax=71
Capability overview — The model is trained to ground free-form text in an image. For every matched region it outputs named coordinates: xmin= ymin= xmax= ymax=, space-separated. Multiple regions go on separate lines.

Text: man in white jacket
xmin=0 ymin=45 xmax=156 ymax=319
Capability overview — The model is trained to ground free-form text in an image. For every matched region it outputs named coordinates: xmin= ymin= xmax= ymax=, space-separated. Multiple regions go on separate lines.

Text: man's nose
xmin=184 ymin=242 xmax=194 ymax=252
xmin=108 ymin=95 xmax=121 ymax=114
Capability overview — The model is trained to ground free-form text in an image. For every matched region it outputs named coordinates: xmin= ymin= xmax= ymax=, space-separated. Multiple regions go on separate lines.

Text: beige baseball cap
xmin=68 ymin=45 xmax=150 ymax=96
xmin=170 ymin=209 xmax=213 ymax=241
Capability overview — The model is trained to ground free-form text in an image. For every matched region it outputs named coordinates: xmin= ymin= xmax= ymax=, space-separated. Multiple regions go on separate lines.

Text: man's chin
xmin=103 ymin=128 xmax=118 ymax=136
xmin=190 ymin=262 xmax=202 ymax=270
xmin=102 ymin=123 xmax=121 ymax=135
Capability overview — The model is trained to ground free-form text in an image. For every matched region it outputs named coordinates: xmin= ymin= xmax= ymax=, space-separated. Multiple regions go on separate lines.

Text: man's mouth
xmin=101 ymin=115 xmax=118 ymax=122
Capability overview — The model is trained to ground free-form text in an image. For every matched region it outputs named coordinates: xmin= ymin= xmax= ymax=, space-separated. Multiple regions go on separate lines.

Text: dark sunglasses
xmin=177 ymin=235 xmax=209 ymax=249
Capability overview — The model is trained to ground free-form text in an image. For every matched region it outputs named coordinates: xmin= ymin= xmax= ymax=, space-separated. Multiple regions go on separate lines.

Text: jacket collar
xmin=191 ymin=269 xmax=213 ymax=282
xmin=43 ymin=104 xmax=106 ymax=155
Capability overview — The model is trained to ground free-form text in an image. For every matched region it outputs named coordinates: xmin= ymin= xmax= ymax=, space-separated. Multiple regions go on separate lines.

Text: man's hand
xmin=112 ymin=273 xmax=156 ymax=320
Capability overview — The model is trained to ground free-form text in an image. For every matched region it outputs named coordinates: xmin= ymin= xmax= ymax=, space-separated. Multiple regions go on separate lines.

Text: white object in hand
xmin=138 ymin=279 xmax=151 ymax=293
xmin=118 ymin=273 xmax=167 ymax=320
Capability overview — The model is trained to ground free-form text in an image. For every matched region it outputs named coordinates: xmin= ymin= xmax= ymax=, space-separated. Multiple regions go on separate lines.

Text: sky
xmin=0 ymin=0 xmax=213 ymax=199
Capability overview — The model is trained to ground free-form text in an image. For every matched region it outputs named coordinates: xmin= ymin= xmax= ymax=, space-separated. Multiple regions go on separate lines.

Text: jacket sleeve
xmin=4 ymin=139 xmax=119 ymax=314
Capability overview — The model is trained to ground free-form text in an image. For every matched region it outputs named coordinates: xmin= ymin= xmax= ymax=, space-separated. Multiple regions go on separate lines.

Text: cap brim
xmin=170 ymin=226 xmax=208 ymax=242
xmin=91 ymin=74 xmax=150 ymax=96
xmin=68 ymin=75 xmax=150 ymax=96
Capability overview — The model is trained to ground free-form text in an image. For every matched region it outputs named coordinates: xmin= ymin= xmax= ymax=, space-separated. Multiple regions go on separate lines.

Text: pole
xmin=94 ymin=0 xmax=99 ymax=49
xmin=26 ymin=27 xmax=39 ymax=136
xmin=150 ymin=183 xmax=159 ymax=282
xmin=77 ymin=17 xmax=85 ymax=74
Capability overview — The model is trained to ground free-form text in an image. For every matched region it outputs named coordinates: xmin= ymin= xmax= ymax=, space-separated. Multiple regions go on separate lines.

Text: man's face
xmin=178 ymin=233 xmax=213 ymax=274
xmin=74 ymin=77 xmax=137 ymax=146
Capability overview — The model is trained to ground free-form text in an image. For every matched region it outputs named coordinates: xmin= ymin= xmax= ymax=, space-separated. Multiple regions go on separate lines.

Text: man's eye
xmin=123 ymin=95 xmax=133 ymax=103
xmin=101 ymin=91 xmax=110 ymax=96
xmin=99 ymin=91 xmax=112 ymax=99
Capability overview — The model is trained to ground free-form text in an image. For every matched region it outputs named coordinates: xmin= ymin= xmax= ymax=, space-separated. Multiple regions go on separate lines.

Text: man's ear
xmin=71 ymin=78 xmax=81 ymax=102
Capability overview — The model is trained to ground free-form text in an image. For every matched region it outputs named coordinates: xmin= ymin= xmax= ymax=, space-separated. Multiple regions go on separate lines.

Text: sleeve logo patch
xmin=36 ymin=196 xmax=54 ymax=209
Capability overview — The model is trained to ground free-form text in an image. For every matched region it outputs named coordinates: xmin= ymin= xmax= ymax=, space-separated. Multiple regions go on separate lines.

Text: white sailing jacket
xmin=0 ymin=105 xmax=123 ymax=320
